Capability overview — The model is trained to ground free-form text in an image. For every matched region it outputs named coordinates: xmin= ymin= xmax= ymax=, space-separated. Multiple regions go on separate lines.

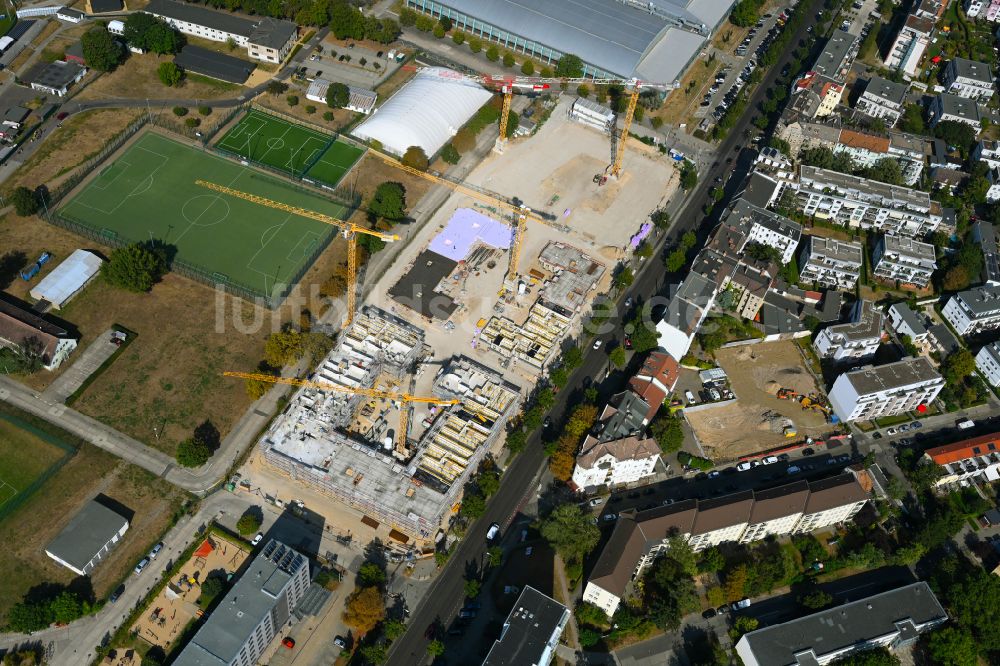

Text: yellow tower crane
xmin=224 ymin=371 xmax=459 ymax=457
xmin=194 ymin=180 xmax=398 ymax=327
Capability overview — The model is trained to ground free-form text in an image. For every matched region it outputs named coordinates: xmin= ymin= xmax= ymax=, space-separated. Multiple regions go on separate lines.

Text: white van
xmin=957 ymin=419 xmax=975 ymax=430
xmin=486 ymin=522 xmax=500 ymax=541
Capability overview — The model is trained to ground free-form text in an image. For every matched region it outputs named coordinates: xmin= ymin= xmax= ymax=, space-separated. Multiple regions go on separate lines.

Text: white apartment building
xmin=855 ymin=76 xmax=909 ymax=126
xmin=736 ymin=583 xmax=947 ymax=666
xmin=883 ymin=14 xmax=934 ymax=77
xmin=887 ymin=303 xmax=929 ymax=342
xmin=583 ymin=475 xmax=869 ymax=617
xmin=570 ymin=97 xmax=614 ymax=133
xmin=974 ymin=140 xmax=1000 ymax=169
xmin=814 ymin=300 xmax=884 ymax=362
xmin=988 ymin=167 xmax=1000 ymax=203
xmin=942 ymin=284 xmax=1000 ymax=335
xmin=943 ymin=58 xmax=995 ymax=102
xmin=173 ymin=540 xmax=309 ymax=666
xmin=656 ymin=272 xmax=717 ymax=362
xmin=976 ymin=342 xmax=1000 ymax=386
xmin=928 ymin=93 xmax=983 ymax=131
xmin=483 ymin=587 xmax=569 ymax=666
xmin=729 ymin=199 xmax=802 ymax=264
xmin=971 ymin=220 xmax=1000 ymax=285
xmin=144 ymin=0 xmax=297 ymax=64
xmin=966 ymin=0 xmax=985 ymax=17
xmin=872 ymin=234 xmax=937 ymax=288
xmin=828 ymin=357 xmax=944 ymax=422
xmin=798 ymin=236 xmax=863 ymax=289
xmin=795 ymin=166 xmax=945 ymax=237
xmin=571 ymin=435 xmax=661 ymax=490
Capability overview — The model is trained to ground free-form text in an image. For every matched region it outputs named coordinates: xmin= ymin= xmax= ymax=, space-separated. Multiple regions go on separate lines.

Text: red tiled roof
xmin=840 ymin=128 xmax=891 ymax=153
xmin=926 ymin=432 xmax=1000 ymax=465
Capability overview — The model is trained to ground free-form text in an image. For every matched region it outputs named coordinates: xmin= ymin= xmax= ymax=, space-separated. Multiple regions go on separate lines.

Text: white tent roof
xmin=351 ymin=67 xmax=492 ymax=157
xmin=30 ymin=249 xmax=103 ymax=307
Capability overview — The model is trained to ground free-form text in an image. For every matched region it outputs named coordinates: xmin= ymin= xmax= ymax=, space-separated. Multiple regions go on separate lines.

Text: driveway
xmin=41 ymin=328 xmax=121 ymax=403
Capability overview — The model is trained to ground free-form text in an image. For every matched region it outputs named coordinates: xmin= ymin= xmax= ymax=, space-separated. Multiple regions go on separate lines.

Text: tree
xmin=384 ymin=618 xmax=407 ymax=641
xmin=401 ymin=146 xmax=429 ymax=171
xmin=650 ymin=412 xmax=685 ymax=453
xmin=464 ymin=578 xmax=481 ymax=598
xmin=157 ymin=61 xmax=183 ymax=87
xmin=264 ymin=330 xmax=304 ymax=367
xmin=330 ymin=1 xmax=365 ymax=39
xmin=358 ymin=561 xmax=386 ymax=587
xmin=199 ymin=576 xmax=225 ymax=604
xmin=459 ymin=492 xmax=486 ymax=519
xmin=698 ymin=547 xmax=725 ymax=573
xmin=651 ymin=208 xmax=670 ymax=229
xmin=267 ymin=80 xmax=288 ymax=95
xmin=10 ymin=186 xmax=40 ymax=216
xmin=925 ymin=626 xmax=978 ymax=666
xmin=942 ymin=265 xmax=970 ymax=291
xmin=286 ymin=95 xmax=299 ymax=107
xmin=359 ymin=644 xmax=387 ymax=664
xmin=613 ymin=265 xmax=634 ymax=289
xmin=941 ymin=348 xmax=975 ymax=384
xmin=729 ymin=0 xmax=760 ymax=27
xmin=478 ymin=471 xmax=500 ymax=497
xmin=575 ymin=601 xmax=610 ymax=628
xmin=798 ymin=588 xmax=833 ymax=610
xmin=367 ymin=181 xmax=407 ymax=223
xmin=452 ymin=31 xmax=465 ymax=45
xmin=124 ymin=13 xmax=181 ymax=53
xmin=49 ymin=591 xmax=83 ymax=624
xmin=102 ymin=243 xmax=167 ymax=292
xmin=432 ymin=24 xmax=446 ymax=38
xmin=863 ymin=158 xmax=903 ymax=186
xmin=609 ymin=346 xmax=626 ymax=368
xmin=503 ymin=52 xmax=515 ymax=67
xmin=343 ymin=586 xmax=385 ymax=635
xmin=468 ymin=36 xmax=482 ymax=53
xmin=680 ymin=161 xmax=698 ymax=190
xmin=81 ymin=28 xmax=124 ymax=71
xmin=626 ymin=315 xmax=659 ymax=353
xmin=235 ymin=509 xmax=261 ymax=536
xmin=521 ymin=60 xmax=534 ymax=75
xmin=326 ymin=82 xmax=350 ymax=108
xmin=830 ymin=648 xmax=900 ymax=666
xmin=666 ymin=248 xmax=687 ymax=272
xmin=7 ymin=601 xmax=52 ymax=633
xmin=486 ymin=545 xmax=503 ymax=567
xmin=176 ymin=437 xmax=210 ymax=467
xmin=555 ymin=54 xmax=584 ymax=78
xmin=0 ymin=339 xmax=44 ymax=375
xmin=724 ymin=563 xmax=748 ymax=601
xmin=539 ymin=503 xmax=600 ymax=563
xmin=440 ymin=143 xmax=460 ymax=164
xmin=577 ymin=84 xmax=590 ymax=98
xmin=934 ymin=121 xmax=977 ymax=157
xmin=426 ymin=640 xmax=445 ymax=657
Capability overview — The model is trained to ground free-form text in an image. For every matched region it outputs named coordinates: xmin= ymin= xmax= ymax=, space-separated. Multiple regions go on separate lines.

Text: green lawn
xmin=59 ymin=132 xmax=346 ymax=299
xmin=304 ymin=139 xmax=364 ymax=189
xmin=0 ymin=415 xmax=71 ymax=518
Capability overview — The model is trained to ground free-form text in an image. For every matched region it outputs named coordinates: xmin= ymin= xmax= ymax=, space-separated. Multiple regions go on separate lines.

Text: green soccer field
xmin=59 ymin=132 xmax=346 ymax=299
xmin=216 ymin=109 xmax=364 ymax=187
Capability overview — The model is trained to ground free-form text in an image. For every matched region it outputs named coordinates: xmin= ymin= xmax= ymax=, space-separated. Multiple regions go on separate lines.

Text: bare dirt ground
xmin=130 ymin=534 xmax=249 ymax=654
xmin=687 ymin=341 xmax=831 ymax=461
xmin=0 ymin=444 xmax=188 ymax=624
xmin=657 ymin=57 xmax=722 ymax=126
xmin=76 ymin=54 xmax=243 ymax=102
xmin=4 ymin=108 xmax=145 ymax=194
xmin=64 ymin=275 xmax=267 ymax=455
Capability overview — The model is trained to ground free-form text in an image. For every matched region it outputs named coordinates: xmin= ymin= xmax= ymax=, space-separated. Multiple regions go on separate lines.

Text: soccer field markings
xmin=72 ymin=146 xmax=169 ymax=216
xmin=0 ymin=479 xmax=18 ymax=509
xmin=92 ymin=159 xmax=132 ymax=191
xmin=220 ymin=117 xmax=267 ymax=153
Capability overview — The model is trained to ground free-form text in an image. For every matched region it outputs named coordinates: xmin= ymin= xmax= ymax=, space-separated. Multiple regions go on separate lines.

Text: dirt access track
xmin=686 ymin=340 xmax=831 ymax=461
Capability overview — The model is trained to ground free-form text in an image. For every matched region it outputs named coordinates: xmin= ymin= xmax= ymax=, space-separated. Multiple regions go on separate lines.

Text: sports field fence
xmin=0 ymin=413 xmax=78 ymax=523
xmin=249 ymin=103 xmax=337 ymax=138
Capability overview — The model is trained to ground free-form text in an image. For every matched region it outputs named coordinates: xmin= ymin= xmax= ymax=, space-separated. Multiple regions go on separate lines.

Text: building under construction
xmin=260 ymin=353 xmax=519 ymax=542
xmin=536 ymin=242 xmax=606 ymax=313
xmin=480 ymin=299 xmax=573 ymax=370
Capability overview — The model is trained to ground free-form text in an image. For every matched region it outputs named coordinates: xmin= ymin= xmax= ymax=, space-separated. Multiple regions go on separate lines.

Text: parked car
xmin=802 ymin=448 xmax=815 ymax=456
xmin=702 ymin=608 xmax=717 ymax=619
xmin=602 ymin=513 xmax=618 ymax=522
xmin=458 ymin=609 xmax=477 ymax=619
xmin=886 ymin=428 xmax=897 ymax=435
xmin=593 ymin=339 xmax=602 ymax=349
xmin=762 ymin=456 xmax=779 ymax=465
xmin=737 ymin=461 xmax=753 ymax=472
xmin=134 ymin=558 xmax=149 ymax=576
xmin=109 ymin=584 xmax=125 ymax=603
xmin=589 ymin=497 xmax=603 ymax=507
xmin=252 ymin=532 xmax=264 ymax=546
xmin=148 ymin=542 xmax=163 ymax=559
xmin=787 ymin=466 xmax=801 ymax=475
xmin=899 ymin=423 xmax=910 ymax=432
xmin=912 ymin=421 xmax=923 ymax=429
xmin=486 ymin=522 xmax=501 ymax=541
xmin=735 ymin=598 xmax=752 ymax=609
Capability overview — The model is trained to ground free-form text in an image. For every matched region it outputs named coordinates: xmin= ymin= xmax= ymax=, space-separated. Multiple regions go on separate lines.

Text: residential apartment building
xmin=943 ymin=58 xmax=995 ymax=102
xmin=976 ymin=342 xmax=1000 ymax=386
xmin=174 ymin=540 xmax=309 ymax=666
xmin=730 ymin=199 xmax=802 ymax=264
xmin=971 ymin=220 xmax=1000 ymax=285
xmin=798 ymin=236 xmax=863 ymax=290
xmin=723 ymin=263 xmax=772 ymax=320
xmin=887 ymin=302 xmax=929 ymax=342
xmin=0 ymin=297 xmax=77 ymax=370
xmin=974 ymin=140 xmax=1000 ymax=169
xmin=813 ymin=31 xmax=857 ymax=83
xmin=795 ymin=166 xmax=945 ymax=237
xmin=783 ymin=122 xmax=925 ymax=185
xmin=923 ymin=431 xmax=1000 ymax=487
xmin=655 ymin=272 xmax=717 ymax=362
xmin=988 ymin=167 xmax=1000 ymax=203
xmin=855 ymin=76 xmax=908 ymax=126
xmin=582 ymin=475 xmax=869 ymax=617
xmin=942 ymin=284 xmax=1000 ymax=335
xmin=571 ymin=436 xmax=661 ymax=490
xmin=872 ymin=234 xmax=937 ymax=287
xmin=827 ymin=357 xmax=944 ymax=422
xmin=791 ymin=71 xmax=844 ymax=118
xmin=814 ymin=299 xmax=885 ymax=362
xmin=883 ymin=14 xmax=934 ymax=77
xmin=144 ymin=0 xmax=297 ymax=63
xmin=736 ymin=583 xmax=947 ymax=666
xmin=928 ymin=93 xmax=983 ymax=131
xmin=482 ymin=587 xmax=569 ymax=666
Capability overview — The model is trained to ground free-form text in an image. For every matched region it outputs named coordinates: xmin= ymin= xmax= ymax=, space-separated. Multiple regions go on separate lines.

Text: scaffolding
xmin=480 ymin=299 xmax=573 ymax=370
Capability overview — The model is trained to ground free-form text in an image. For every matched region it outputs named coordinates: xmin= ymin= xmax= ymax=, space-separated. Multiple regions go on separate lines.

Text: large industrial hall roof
xmin=434 ymin=0 xmax=736 ymax=80
xmin=352 ymin=67 xmax=492 ymax=157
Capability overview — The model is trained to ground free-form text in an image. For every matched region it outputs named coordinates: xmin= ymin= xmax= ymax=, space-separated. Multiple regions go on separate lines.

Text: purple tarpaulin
xmin=630 ymin=222 xmax=652 ymax=248
xmin=427 ymin=208 xmax=513 ymax=262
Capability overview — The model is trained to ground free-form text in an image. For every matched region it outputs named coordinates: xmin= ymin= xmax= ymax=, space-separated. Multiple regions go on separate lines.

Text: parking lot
xmin=695 ymin=8 xmax=789 ymax=123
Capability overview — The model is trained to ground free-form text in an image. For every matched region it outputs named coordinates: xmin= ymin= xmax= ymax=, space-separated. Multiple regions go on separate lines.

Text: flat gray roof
xmin=434 ymin=0 xmax=734 ymax=79
xmin=739 ymin=582 xmax=946 ymax=666
xmin=248 ymin=16 xmax=297 ymax=49
xmin=881 ymin=234 xmax=936 ymax=263
xmin=939 ymin=93 xmax=981 ymax=122
xmin=46 ymin=499 xmax=129 ymax=572
xmin=731 ymin=198 xmax=801 ymax=241
xmin=889 ymin=303 xmax=927 ymax=336
xmin=950 ymin=57 xmax=993 ymax=84
xmin=27 ymin=60 xmax=84 ymax=90
xmin=806 ymin=236 xmax=863 ymax=264
xmin=173 ymin=540 xmax=307 ymax=666
xmin=812 ymin=31 xmax=856 ymax=81
xmin=822 ymin=299 xmax=882 ymax=342
xmin=953 ymin=283 xmax=1000 ymax=317
xmin=173 ymin=44 xmax=254 ymax=84
xmin=863 ymin=75 xmax=908 ymax=105
xmin=145 ymin=0 xmax=257 ymax=36
xmin=799 ymin=165 xmax=932 ymax=210
xmin=844 ymin=357 xmax=941 ymax=394
xmin=738 ymin=173 xmax=781 ymax=209
xmin=483 ymin=587 xmax=568 ymax=666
